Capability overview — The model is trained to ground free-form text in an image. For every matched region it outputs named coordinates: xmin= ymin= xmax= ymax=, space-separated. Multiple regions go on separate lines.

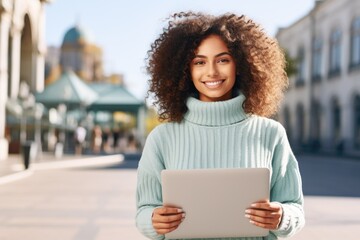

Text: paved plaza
xmin=0 ymin=153 xmax=359 ymax=240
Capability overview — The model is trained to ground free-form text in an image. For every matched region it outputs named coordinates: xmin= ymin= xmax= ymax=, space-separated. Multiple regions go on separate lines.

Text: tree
xmin=284 ymin=50 xmax=298 ymax=77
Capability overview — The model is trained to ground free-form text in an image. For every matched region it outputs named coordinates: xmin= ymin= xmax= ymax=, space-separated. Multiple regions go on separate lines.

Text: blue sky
xmin=45 ymin=0 xmax=315 ymax=100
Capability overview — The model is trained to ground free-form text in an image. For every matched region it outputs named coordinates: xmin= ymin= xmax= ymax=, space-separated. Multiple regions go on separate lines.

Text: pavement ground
xmin=0 ymin=154 xmax=359 ymax=239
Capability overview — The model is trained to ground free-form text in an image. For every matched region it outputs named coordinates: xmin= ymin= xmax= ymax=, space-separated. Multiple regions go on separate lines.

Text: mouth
xmin=202 ymin=80 xmax=224 ymax=88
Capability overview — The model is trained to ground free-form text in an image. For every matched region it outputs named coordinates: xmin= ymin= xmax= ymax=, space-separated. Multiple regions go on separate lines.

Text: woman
xmin=136 ymin=12 xmax=305 ymax=240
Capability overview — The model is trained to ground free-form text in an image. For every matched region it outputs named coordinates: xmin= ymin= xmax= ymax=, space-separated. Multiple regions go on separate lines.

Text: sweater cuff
xmin=136 ymin=207 xmax=165 ymax=240
xmin=275 ymin=204 xmax=291 ymax=233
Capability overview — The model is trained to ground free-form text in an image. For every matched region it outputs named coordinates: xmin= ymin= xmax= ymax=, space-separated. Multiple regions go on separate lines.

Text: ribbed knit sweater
xmin=136 ymin=94 xmax=305 ymax=240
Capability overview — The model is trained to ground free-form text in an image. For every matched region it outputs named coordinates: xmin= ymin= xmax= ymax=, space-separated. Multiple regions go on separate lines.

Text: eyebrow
xmin=194 ymin=52 xmax=232 ymax=58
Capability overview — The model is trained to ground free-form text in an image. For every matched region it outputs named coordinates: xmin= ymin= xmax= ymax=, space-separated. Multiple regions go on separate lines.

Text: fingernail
xmin=251 ymin=204 xmax=257 ymax=207
xmin=245 ymin=209 xmax=251 ymax=214
xmin=177 ymin=209 xmax=183 ymax=213
xmin=182 ymin=213 xmax=186 ymax=218
xmin=249 ymin=220 xmax=255 ymax=224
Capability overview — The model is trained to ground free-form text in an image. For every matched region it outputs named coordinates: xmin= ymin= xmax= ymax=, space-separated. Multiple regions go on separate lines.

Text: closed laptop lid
xmin=161 ymin=168 xmax=270 ymax=239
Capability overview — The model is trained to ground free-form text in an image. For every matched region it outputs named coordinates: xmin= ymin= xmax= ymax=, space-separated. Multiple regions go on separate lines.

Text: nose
xmin=207 ymin=62 xmax=219 ymax=77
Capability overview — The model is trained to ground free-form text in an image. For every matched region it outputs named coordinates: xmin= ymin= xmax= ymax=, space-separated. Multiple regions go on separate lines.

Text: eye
xmin=217 ymin=58 xmax=230 ymax=64
xmin=193 ymin=60 xmax=206 ymax=66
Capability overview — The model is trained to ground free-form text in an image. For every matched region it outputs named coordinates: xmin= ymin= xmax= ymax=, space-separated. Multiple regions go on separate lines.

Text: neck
xmin=184 ymin=94 xmax=248 ymax=126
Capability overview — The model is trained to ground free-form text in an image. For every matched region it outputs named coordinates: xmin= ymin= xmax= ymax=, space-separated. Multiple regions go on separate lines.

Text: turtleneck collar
xmin=183 ymin=94 xmax=248 ymax=127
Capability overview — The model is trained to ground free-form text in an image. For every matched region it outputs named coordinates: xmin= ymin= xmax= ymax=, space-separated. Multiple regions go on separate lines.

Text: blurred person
xmin=102 ymin=126 xmax=112 ymax=153
xmin=91 ymin=125 xmax=102 ymax=154
xmin=125 ymin=133 xmax=139 ymax=153
xmin=112 ymin=126 xmax=120 ymax=152
xmin=136 ymin=12 xmax=305 ymax=240
xmin=74 ymin=124 xmax=86 ymax=155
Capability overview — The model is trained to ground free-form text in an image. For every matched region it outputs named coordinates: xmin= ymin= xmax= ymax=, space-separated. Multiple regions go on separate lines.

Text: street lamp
xmin=18 ymin=81 xmax=32 ymax=144
xmin=34 ymin=103 xmax=44 ymax=157
xmin=18 ymin=81 xmax=37 ymax=169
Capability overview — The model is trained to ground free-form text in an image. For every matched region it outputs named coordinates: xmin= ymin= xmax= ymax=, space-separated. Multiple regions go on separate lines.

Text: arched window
xmin=20 ymin=15 xmax=33 ymax=88
xmin=296 ymin=47 xmax=305 ymax=87
xmin=331 ymin=97 xmax=341 ymax=142
xmin=310 ymin=100 xmax=322 ymax=150
xmin=312 ymin=38 xmax=323 ymax=82
xmin=296 ymin=104 xmax=305 ymax=146
xmin=354 ymin=95 xmax=360 ymax=148
xmin=329 ymin=29 xmax=342 ymax=77
xmin=283 ymin=107 xmax=292 ymax=142
xmin=350 ymin=17 xmax=360 ymax=69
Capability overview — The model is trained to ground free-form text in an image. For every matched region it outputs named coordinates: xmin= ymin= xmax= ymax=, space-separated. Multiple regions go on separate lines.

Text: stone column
xmin=33 ymin=3 xmax=46 ymax=92
xmin=0 ymin=11 xmax=11 ymax=160
xmin=9 ymin=25 xmax=22 ymax=99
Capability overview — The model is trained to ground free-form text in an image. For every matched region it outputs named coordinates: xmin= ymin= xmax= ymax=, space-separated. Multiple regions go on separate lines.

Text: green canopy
xmin=87 ymin=83 xmax=144 ymax=114
xmin=35 ymin=71 xmax=98 ymax=109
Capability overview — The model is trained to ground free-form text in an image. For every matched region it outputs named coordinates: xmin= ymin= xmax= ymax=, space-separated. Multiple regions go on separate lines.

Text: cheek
xmin=190 ymin=68 xmax=200 ymax=82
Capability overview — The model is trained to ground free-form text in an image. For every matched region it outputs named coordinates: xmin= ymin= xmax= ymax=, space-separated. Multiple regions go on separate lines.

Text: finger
xmin=154 ymin=207 xmax=183 ymax=215
xmin=249 ymin=202 xmax=281 ymax=211
xmin=153 ymin=219 xmax=183 ymax=230
xmin=248 ymin=219 xmax=278 ymax=230
xmin=245 ymin=209 xmax=281 ymax=219
xmin=245 ymin=211 xmax=281 ymax=230
xmin=153 ymin=212 xmax=185 ymax=223
xmin=245 ymin=213 xmax=276 ymax=224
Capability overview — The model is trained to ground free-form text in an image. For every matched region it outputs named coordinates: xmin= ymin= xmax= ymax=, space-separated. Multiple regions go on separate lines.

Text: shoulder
xmin=250 ymin=115 xmax=287 ymax=138
xmin=147 ymin=122 xmax=177 ymax=136
xmin=250 ymin=115 xmax=284 ymax=129
xmin=145 ymin=122 xmax=180 ymax=143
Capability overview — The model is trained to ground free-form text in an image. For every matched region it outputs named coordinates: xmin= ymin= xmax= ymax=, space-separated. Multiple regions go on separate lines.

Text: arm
xmin=135 ymin=128 xmax=185 ymax=239
xmin=135 ymin=129 xmax=165 ymax=240
xmin=268 ymin=127 xmax=305 ymax=237
xmin=246 ymin=126 xmax=305 ymax=237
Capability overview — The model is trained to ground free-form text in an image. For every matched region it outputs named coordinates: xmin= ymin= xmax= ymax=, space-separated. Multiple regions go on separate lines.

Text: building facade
xmin=276 ymin=0 xmax=360 ymax=155
xmin=59 ymin=25 xmax=103 ymax=82
xmin=0 ymin=0 xmax=50 ymax=160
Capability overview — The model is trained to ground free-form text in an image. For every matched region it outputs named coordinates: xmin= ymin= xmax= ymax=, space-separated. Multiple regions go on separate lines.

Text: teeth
xmin=204 ymin=81 xmax=222 ymax=86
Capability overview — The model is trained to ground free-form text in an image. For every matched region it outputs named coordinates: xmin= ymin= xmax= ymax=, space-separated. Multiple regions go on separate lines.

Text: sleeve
xmin=269 ymin=126 xmax=305 ymax=238
xmin=135 ymin=128 xmax=166 ymax=240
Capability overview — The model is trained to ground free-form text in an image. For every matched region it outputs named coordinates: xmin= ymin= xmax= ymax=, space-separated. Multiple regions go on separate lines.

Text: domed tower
xmin=60 ymin=25 xmax=103 ymax=82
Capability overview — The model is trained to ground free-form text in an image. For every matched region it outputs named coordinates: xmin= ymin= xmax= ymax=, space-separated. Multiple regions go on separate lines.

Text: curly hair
xmin=146 ymin=12 xmax=288 ymax=122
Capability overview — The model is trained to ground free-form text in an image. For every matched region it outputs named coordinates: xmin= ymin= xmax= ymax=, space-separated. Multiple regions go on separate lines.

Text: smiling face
xmin=190 ymin=34 xmax=236 ymax=102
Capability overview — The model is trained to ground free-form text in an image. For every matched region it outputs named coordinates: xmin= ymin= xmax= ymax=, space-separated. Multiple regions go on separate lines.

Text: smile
xmin=203 ymin=80 xmax=224 ymax=87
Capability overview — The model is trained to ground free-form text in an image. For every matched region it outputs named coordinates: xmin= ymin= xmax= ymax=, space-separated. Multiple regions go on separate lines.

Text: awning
xmin=35 ymin=70 xmax=98 ymax=109
xmin=87 ymin=83 xmax=144 ymax=114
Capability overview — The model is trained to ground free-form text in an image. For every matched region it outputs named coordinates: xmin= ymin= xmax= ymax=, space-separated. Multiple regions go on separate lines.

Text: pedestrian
xmin=74 ymin=124 xmax=86 ymax=155
xmin=91 ymin=125 xmax=102 ymax=154
xmin=112 ymin=126 xmax=120 ymax=152
xmin=136 ymin=12 xmax=305 ymax=240
xmin=101 ymin=126 xmax=112 ymax=153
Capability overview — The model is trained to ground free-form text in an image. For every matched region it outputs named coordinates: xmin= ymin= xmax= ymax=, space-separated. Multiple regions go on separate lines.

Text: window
xmin=350 ymin=17 xmax=360 ymax=69
xmin=354 ymin=95 xmax=360 ymax=148
xmin=283 ymin=107 xmax=292 ymax=142
xmin=312 ymin=38 xmax=322 ymax=81
xmin=329 ymin=29 xmax=342 ymax=77
xmin=296 ymin=104 xmax=305 ymax=146
xmin=295 ymin=48 xmax=305 ymax=87
xmin=331 ymin=97 xmax=341 ymax=142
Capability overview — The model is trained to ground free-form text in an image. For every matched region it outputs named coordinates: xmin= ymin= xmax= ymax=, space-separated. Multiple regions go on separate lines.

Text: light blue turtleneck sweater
xmin=136 ymin=94 xmax=305 ymax=240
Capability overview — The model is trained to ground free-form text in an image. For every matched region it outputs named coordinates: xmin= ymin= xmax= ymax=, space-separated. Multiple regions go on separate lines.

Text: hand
xmin=245 ymin=200 xmax=283 ymax=230
xmin=152 ymin=207 xmax=185 ymax=235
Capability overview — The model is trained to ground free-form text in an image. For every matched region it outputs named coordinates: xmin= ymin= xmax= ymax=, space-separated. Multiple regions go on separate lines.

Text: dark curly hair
xmin=146 ymin=12 xmax=288 ymax=122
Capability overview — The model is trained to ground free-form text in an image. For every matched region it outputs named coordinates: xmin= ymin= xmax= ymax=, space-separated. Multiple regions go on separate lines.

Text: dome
xmin=62 ymin=25 xmax=91 ymax=45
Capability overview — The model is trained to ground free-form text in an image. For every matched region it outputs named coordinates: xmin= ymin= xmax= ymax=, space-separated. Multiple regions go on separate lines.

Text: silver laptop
xmin=161 ymin=168 xmax=270 ymax=239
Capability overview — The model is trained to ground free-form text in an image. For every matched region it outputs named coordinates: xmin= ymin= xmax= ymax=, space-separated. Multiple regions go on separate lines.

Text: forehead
xmin=195 ymin=35 xmax=229 ymax=55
